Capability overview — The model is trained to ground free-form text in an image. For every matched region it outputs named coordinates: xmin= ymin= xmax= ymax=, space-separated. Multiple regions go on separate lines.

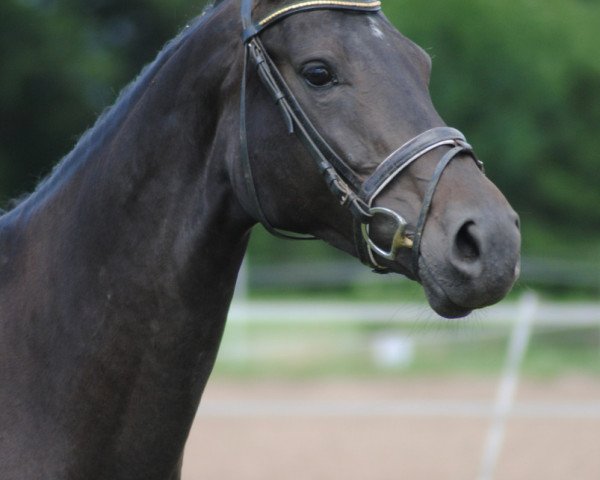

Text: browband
xmin=243 ymin=0 xmax=382 ymax=43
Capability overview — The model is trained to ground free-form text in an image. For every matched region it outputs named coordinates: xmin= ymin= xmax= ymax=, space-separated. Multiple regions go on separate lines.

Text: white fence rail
xmin=228 ymin=298 xmax=600 ymax=326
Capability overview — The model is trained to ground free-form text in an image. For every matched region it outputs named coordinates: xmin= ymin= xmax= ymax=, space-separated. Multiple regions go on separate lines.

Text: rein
xmin=239 ymin=0 xmax=483 ymax=275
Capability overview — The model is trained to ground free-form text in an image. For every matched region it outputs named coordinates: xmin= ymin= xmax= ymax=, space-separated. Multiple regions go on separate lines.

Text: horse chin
xmin=416 ymin=259 xmax=474 ymax=319
xmin=423 ymin=286 xmax=474 ymax=319
xmin=381 ymin=258 xmax=472 ymax=318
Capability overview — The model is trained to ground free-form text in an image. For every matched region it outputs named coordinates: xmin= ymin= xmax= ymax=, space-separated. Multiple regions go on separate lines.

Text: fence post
xmin=477 ymin=292 xmax=539 ymax=480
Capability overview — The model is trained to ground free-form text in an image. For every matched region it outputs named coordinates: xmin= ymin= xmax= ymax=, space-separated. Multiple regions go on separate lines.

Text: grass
xmin=213 ymin=319 xmax=600 ymax=380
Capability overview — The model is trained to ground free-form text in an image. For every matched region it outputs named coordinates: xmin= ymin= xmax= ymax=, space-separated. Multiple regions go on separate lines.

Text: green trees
xmin=1 ymin=0 xmax=598 ymax=260
xmin=0 ymin=0 xmax=205 ymax=200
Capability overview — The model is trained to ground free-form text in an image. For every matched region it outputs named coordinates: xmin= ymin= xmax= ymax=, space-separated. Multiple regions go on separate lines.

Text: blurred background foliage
xmin=0 ymin=0 xmax=599 ymax=286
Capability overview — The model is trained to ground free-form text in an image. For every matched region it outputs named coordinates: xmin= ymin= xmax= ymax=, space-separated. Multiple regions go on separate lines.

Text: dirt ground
xmin=182 ymin=376 xmax=600 ymax=480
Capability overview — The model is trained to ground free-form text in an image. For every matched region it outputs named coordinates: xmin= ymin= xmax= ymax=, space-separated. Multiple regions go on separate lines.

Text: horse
xmin=0 ymin=0 xmax=520 ymax=478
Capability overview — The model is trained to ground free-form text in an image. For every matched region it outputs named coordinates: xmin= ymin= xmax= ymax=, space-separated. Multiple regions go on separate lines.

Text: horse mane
xmin=1 ymin=1 xmax=226 ymax=216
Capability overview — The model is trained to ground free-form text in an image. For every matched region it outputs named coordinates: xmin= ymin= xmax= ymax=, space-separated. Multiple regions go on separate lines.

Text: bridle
xmin=239 ymin=0 xmax=483 ymax=275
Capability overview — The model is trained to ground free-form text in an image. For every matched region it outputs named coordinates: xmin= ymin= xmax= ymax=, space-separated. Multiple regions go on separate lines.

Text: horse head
xmin=231 ymin=0 xmax=520 ymax=318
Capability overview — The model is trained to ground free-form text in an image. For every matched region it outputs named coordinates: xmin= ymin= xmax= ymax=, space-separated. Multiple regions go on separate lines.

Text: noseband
xmin=239 ymin=0 xmax=483 ymax=275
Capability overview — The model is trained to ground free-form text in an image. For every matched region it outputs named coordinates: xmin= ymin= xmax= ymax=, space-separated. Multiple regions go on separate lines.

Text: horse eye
xmin=301 ymin=64 xmax=337 ymax=88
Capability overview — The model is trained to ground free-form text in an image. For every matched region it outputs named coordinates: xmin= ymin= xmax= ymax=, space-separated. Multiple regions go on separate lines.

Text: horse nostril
xmin=454 ymin=221 xmax=480 ymax=262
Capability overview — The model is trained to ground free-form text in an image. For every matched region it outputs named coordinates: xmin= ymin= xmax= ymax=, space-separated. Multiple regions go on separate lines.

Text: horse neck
xmin=0 ymin=4 xmax=249 ymax=477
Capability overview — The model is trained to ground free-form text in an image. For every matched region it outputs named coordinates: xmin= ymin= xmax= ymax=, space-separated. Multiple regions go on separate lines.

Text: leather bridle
xmin=239 ymin=0 xmax=483 ymax=275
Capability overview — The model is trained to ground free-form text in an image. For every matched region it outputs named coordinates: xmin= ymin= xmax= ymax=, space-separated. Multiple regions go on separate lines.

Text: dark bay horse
xmin=0 ymin=0 xmax=520 ymax=478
